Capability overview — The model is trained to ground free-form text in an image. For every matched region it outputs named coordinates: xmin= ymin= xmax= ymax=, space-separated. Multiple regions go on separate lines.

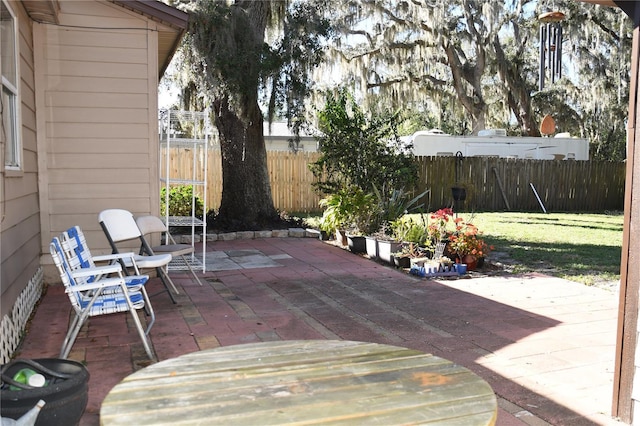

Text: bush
xmin=160 ymin=185 xmax=204 ymax=218
xmin=310 ymin=89 xmax=418 ymax=196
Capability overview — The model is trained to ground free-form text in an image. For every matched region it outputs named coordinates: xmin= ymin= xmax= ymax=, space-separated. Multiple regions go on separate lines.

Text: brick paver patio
xmin=14 ymin=237 xmax=622 ymax=425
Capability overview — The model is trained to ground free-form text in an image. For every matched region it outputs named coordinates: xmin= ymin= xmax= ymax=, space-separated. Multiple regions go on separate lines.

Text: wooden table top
xmin=100 ymin=340 xmax=497 ymax=425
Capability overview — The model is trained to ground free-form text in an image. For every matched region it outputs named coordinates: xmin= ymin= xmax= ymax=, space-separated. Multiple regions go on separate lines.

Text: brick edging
xmin=173 ymin=228 xmax=322 ymax=244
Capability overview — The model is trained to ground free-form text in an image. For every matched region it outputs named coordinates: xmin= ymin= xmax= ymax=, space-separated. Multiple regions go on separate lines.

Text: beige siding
xmin=35 ymin=0 xmax=164 ymax=274
xmin=0 ymin=1 xmax=40 ymax=317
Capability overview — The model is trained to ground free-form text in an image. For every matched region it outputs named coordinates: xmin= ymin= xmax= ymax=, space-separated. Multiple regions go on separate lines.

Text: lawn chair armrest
xmin=64 ymin=276 xmax=127 ymax=293
xmin=92 ymin=252 xmax=142 ymax=275
xmin=71 ymin=264 xmax=122 ymax=278
xmin=92 ymin=252 xmax=136 ymax=263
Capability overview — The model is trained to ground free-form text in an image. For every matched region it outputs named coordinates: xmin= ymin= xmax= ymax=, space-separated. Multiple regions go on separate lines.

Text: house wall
xmin=0 ymin=1 xmax=43 ymax=340
xmin=34 ymin=0 xmax=165 ymax=282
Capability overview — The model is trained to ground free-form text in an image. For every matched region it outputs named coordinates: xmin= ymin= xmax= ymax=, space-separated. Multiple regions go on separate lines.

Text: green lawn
xmin=432 ymin=211 xmax=624 ymax=286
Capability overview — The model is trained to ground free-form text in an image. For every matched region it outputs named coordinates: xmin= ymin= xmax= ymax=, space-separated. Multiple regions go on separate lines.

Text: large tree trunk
xmin=213 ymin=96 xmax=278 ymax=229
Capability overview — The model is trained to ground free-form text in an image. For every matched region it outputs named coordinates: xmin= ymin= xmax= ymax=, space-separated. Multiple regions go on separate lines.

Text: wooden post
xmin=613 ymin=24 xmax=640 ymax=423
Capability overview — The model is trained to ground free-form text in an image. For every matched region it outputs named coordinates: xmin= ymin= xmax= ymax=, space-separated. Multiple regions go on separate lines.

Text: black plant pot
xmin=1 ymin=358 xmax=89 ymax=426
xmin=452 ymin=186 xmax=467 ymax=201
xmin=393 ymin=255 xmax=411 ymax=268
xmin=347 ymin=235 xmax=366 ymax=254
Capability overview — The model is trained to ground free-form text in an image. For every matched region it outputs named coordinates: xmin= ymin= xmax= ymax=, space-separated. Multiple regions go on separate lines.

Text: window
xmin=1 ymin=1 xmax=19 ymax=169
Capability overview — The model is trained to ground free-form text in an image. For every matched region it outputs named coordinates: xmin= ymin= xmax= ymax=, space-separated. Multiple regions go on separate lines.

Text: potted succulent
xmin=390 ymin=215 xmax=433 ymax=267
xmin=391 ymin=242 xmax=430 ymax=268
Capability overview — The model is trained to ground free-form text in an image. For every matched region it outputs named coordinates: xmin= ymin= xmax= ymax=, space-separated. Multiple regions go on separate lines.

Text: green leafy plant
xmin=318 ymin=186 xmax=379 ymax=235
xmin=160 ymin=185 xmax=204 ymax=218
xmin=372 ymin=186 xmax=429 ymax=233
xmin=310 ymin=89 xmax=418 ymax=196
xmin=391 ymin=215 xmax=431 ymax=247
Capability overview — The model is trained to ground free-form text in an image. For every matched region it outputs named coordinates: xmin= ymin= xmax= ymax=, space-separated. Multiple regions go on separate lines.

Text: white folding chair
xmin=98 ymin=209 xmax=178 ymax=303
xmin=50 ymin=236 xmax=154 ymax=359
xmin=135 ymin=215 xmax=203 ymax=286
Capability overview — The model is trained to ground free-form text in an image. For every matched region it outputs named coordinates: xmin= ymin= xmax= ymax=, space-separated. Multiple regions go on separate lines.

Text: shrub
xmin=310 ymin=89 xmax=418 ymax=196
xmin=160 ymin=185 xmax=204 ymax=218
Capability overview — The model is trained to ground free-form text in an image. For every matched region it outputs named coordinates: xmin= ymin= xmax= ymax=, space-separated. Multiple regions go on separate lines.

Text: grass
xmin=300 ymin=211 xmax=624 ymax=286
xmin=410 ymin=211 xmax=624 ymax=286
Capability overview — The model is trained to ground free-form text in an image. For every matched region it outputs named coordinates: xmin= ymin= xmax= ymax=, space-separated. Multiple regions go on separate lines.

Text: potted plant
xmin=447 ymin=218 xmax=492 ymax=270
xmin=319 ymin=186 xmax=379 ymax=253
xmin=319 ymin=189 xmax=354 ymax=246
xmin=391 ymin=242 xmax=430 ymax=268
xmin=390 ymin=215 xmax=433 ymax=267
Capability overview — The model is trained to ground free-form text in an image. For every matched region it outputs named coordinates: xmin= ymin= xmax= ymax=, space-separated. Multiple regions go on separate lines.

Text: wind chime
xmin=538 ymin=10 xmax=566 ymax=90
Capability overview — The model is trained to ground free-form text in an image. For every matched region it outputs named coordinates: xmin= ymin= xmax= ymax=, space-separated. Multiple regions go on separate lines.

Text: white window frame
xmin=1 ymin=0 xmax=21 ymax=171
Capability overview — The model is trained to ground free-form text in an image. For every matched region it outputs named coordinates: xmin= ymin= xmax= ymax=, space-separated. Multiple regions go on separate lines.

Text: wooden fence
xmin=416 ymin=156 xmax=625 ymax=212
xmin=167 ymin=149 xmax=626 ymax=213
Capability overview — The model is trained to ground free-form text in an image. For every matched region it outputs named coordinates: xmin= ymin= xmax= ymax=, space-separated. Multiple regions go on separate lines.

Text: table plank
xmin=101 ymin=340 xmax=497 ymax=425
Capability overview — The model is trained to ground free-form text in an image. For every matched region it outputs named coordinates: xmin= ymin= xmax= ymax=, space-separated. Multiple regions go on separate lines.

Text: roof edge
xmin=109 ymin=0 xmax=188 ymax=30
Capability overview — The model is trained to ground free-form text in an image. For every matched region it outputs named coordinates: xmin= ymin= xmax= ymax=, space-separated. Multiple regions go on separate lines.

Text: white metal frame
xmin=159 ymin=110 xmax=209 ymax=273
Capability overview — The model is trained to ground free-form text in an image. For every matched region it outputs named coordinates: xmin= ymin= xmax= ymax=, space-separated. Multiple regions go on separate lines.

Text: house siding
xmin=35 ymin=0 xmax=164 ymax=282
xmin=0 ymin=0 xmax=43 ymax=362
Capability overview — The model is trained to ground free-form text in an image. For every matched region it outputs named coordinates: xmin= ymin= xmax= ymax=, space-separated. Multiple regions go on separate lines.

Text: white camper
xmin=409 ymin=129 xmax=589 ymax=160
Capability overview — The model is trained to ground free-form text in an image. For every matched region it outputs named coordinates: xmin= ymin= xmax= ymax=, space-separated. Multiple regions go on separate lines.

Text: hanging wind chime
xmin=538 ymin=10 xmax=566 ymax=90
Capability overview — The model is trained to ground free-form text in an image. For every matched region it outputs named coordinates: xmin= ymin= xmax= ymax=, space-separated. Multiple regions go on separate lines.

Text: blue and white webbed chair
xmin=62 ymin=226 xmax=155 ymax=333
xmin=50 ymin=235 xmax=154 ymax=360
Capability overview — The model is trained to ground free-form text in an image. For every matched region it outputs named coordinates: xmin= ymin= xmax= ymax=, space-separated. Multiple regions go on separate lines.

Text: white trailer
xmin=409 ymin=129 xmax=589 ymax=160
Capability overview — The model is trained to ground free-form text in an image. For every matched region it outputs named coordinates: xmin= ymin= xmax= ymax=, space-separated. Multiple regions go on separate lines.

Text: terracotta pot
xmin=461 ymin=254 xmax=478 ymax=271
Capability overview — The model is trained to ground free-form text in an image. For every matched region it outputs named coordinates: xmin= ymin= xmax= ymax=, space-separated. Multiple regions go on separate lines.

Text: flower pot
xmin=454 ymin=263 xmax=467 ymax=275
xmin=451 ymin=186 xmax=467 ymax=201
xmin=365 ymin=236 xmax=378 ymax=259
xmin=377 ymin=240 xmax=401 ymax=264
xmin=461 ymin=254 xmax=478 ymax=271
xmin=393 ymin=255 xmax=411 ymax=269
xmin=347 ymin=235 xmax=366 ymax=254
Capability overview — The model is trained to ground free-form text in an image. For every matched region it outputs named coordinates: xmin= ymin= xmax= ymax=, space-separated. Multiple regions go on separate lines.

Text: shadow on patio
xmin=14 ymin=237 xmax=621 ymax=425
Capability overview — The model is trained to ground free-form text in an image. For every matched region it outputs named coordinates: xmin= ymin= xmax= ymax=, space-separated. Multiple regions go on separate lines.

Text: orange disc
xmin=540 ymin=114 xmax=556 ymax=136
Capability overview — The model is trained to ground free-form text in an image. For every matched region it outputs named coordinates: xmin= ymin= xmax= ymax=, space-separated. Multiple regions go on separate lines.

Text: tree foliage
xmin=318 ymin=0 xmax=632 ymax=160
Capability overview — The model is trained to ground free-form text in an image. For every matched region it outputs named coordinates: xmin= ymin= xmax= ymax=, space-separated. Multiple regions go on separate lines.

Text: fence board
xmin=166 ymin=149 xmax=625 ymax=214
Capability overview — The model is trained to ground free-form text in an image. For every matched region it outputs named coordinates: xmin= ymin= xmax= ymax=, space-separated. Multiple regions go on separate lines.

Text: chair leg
xmin=60 ymin=312 xmax=88 ymax=359
xmin=139 ymin=287 xmax=156 ymax=335
xmin=181 ymin=254 xmax=204 ymax=286
xmin=157 ymin=267 xmax=179 ymax=304
xmin=130 ymin=309 xmax=154 ymax=359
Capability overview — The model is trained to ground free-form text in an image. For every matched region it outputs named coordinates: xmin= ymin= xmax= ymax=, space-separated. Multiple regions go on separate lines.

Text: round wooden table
xmin=100 ymin=340 xmax=497 ymax=425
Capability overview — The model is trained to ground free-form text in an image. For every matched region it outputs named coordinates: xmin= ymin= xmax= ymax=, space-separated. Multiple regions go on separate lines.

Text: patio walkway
xmin=14 ymin=236 xmax=622 ymax=425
